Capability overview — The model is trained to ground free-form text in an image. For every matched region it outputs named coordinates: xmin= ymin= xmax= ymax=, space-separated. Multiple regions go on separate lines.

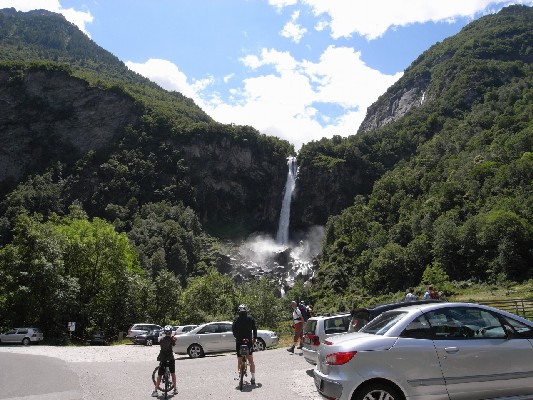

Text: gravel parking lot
xmin=0 ymin=344 xmax=321 ymax=400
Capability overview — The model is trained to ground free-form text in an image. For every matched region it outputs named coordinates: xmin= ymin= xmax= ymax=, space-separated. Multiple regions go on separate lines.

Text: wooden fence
xmin=475 ymin=298 xmax=533 ymax=320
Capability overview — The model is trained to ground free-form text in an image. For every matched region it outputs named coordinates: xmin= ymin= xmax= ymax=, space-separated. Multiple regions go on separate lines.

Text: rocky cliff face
xmin=290 ymin=158 xmax=371 ymax=231
xmin=179 ymin=135 xmax=288 ymax=231
xmin=0 ymin=66 xmax=290 ymax=234
xmin=0 ymin=67 xmax=139 ymax=185
xmin=357 ymin=73 xmax=432 ymax=133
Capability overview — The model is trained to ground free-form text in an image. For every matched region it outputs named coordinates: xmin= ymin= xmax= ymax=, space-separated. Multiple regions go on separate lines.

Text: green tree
xmin=179 ymin=270 xmax=237 ymax=323
xmin=239 ymin=278 xmax=285 ymax=328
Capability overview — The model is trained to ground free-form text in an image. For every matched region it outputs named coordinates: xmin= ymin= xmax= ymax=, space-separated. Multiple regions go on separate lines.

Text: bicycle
xmin=238 ymin=339 xmax=251 ymax=391
xmin=152 ymin=360 xmax=176 ymax=399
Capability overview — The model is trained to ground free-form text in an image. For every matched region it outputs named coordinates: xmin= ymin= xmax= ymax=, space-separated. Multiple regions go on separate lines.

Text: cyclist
xmin=232 ymin=304 xmax=257 ymax=385
xmin=152 ymin=325 xmax=177 ymax=397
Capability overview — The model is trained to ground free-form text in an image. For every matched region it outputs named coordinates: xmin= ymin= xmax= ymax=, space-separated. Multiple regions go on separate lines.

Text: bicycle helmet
xmin=163 ymin=325 xmax=173 ymax=334
xmin=238 ymin=304 xmax=249 ymax=313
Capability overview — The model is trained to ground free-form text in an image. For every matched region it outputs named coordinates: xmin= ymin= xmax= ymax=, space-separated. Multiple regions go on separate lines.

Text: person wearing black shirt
xmin=232 ymin=304 xmax=258 ymax=385
xmin=152 ymin=325 xmax=177 ymax=397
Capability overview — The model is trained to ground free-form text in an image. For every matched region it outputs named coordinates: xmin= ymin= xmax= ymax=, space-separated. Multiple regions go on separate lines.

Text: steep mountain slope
xmin=299 ymin=5 xmax=532 ymax=304
xmin=293 ymin=5 xmax=532 ymax=229
xmin=0 ymin=9 xmax=293 ymax=242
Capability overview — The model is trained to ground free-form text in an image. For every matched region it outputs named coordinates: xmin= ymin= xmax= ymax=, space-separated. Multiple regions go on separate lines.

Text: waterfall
xmin=276 ymin=156 xmax=297 ymax=245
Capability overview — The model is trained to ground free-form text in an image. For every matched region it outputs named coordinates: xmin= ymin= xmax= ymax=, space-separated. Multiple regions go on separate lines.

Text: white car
xmin=173 ymin=321 xmax=279 ymax=358
xmin=126 ymin=323 xmax=162 ymax=342
xmin=158 ymin=325 xmax=198 ymax=342
xmin=173 ymin=325 xmax=198 ymax=335
xmin=0 ymin=327 xmax=44 ymax=345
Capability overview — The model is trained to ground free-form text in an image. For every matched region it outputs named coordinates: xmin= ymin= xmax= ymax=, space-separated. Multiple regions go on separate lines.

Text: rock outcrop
xmin=0 ymin=67 xmax=139 ymax=184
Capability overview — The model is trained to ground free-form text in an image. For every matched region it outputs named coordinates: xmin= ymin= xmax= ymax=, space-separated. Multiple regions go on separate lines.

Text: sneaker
xmin=287 ymin=346 xmax=294 ymax=353
xmin=250 ymin=378 xmax=256 ymax=385
xmin=151 ymin=390 xmax=158 ymax=397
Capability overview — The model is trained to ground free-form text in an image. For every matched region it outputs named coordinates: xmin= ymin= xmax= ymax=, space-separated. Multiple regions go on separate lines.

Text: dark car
xmin=89 ymin=331 xmax=108 ymax=346
xmin=365 ymin=299 xmax=443 ymax=321
xmin=133 ymin=329 xmax=162 ymax=346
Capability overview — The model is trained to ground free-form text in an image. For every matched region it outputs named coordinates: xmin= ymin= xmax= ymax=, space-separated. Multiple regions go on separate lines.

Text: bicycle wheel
xmin=164 ymin=368 xmax=170 ymax=399
xmin=152 ymin=366 xmax=159 ymax=386
xmin=153 ymin=365 xmax=173 ymax=392
xmin=239 ymin=356 xmax=246 ymax=391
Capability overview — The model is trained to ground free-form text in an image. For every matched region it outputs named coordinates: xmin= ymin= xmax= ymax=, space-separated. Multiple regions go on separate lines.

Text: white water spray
xmin=276 ymin=156 xmax=297 ymax=245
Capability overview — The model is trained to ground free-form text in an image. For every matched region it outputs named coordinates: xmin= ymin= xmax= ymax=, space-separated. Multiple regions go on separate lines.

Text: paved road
xmin=0 ymin=345 xmax=322 ymax=400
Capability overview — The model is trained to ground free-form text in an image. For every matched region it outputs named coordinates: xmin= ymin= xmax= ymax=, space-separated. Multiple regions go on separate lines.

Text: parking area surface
xmin=0 ymin=344 xmax=321 ymax=400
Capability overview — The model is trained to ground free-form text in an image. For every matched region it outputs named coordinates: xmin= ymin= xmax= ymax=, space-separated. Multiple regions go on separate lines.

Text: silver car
xmin=0 ymin=327 xmax=44 ymax=345
xmin=126 ymin=323 xmax=162 ymax=342
xmin=173 ymin=321 xmax=279 ymax=358
xmin=303 ymin=300 xmax=442 ymax=365
xmin=314 ymin=302 xmax=533 ymax=400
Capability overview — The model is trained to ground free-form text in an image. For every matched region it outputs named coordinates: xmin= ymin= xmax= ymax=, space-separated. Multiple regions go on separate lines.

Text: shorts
xmin=158 ymin=359 xmax=175 ymax=375
xmin=236 ymin=340 xmax=254 ymax=356
xmin=293 ymin=321 xmax=303 ymax=340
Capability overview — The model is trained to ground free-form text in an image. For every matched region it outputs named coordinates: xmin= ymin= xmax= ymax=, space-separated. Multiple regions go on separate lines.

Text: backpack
xmin=160 ymin=335 xmax=173 ymax=353
xmin=298 ymin=304 xmax=309 ymax=322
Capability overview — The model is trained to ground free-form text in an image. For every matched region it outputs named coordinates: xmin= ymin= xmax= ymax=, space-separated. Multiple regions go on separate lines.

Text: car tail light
xmin=325 ymin=351 xmax=357 ymax=365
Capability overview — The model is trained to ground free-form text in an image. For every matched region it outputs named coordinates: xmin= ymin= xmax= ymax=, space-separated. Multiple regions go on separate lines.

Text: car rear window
xmin=304 ymin=320 xmax=317 ymax=335
xmin=360 ymin=311 xmax=407 ymax=335
xmin=324 ymin=316 xmax=350 ymax=334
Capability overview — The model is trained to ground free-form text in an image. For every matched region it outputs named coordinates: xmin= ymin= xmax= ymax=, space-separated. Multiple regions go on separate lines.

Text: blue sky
xmin=2 ymin=0 xmax=532 ymax=149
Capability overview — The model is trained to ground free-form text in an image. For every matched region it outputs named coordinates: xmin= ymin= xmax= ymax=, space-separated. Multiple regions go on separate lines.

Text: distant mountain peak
xmin=0 ymin=8 xmax=64 ymax=18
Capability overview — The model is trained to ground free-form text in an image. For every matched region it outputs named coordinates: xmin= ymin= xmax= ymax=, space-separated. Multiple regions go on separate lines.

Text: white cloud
xmin=125 ymin=45 xmax=400 ymax=150
xmin=0 ymin=0 xmax=93 ymax=34
xmin=268 ymin=0 xmax=298 ymax=11
xmin=205 ymin=47 xmax=400 ymax=150
xmin=125 ymin=59 xmax=203 ymax=99
xmin=280 ymin=10 xmax=307 ymax=43
xmin=296 ymin=0 xmax=533 ymax=39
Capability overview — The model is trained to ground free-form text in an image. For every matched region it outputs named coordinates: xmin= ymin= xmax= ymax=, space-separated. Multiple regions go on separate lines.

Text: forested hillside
xmin=300 ymin=5 xmax=532 ymax=308
xmin=0 ymin=8 xmax=293 ymax=338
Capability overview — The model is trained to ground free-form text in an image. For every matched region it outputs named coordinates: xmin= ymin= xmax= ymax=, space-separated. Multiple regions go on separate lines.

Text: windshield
xmin=360 ymin=311 xmax=407 ymax=335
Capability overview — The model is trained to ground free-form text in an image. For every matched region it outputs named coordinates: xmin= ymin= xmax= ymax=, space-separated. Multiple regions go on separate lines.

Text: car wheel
xmin=22 ymin=338 xmax=30 ymax=346
xmin=187 ymin=344 xmax=204 ymax=358
xmin=352 ymin=382 xmax=404 ymax=400
xmin=254 ymin=338 xmax=266 ymax=351
xmin=146 ymin=339 xmax=153 ymax=346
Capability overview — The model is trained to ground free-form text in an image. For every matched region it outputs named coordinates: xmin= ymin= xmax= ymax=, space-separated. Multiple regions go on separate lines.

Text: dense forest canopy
xmin=0 ymin=6 xmax=531 ymax=338
xmin=300 ymin=5 xmax=532 ymax=308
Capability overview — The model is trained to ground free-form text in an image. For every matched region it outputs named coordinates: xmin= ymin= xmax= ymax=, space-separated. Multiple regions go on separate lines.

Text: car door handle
xmin=444 ymin=347 xmax=459 ymax=354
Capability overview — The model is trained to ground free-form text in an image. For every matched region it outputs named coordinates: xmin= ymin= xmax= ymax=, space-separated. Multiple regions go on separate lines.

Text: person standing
xmin=288 ymin=300 xmax=304 ymax=353
xmin=232 ymin=304 xmax=257 ymax=385
xmin=405 ymin=287 xmax=418 ymax=301
xmin=424 ymin=284 xmax=439 ymax=299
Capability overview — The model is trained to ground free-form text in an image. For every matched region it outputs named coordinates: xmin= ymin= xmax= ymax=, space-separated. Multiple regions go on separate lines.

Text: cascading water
xmin=276 ymin=156 xmax=297 ymax=245
xmin=226 ymin=155 xmax=324 ymax=296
